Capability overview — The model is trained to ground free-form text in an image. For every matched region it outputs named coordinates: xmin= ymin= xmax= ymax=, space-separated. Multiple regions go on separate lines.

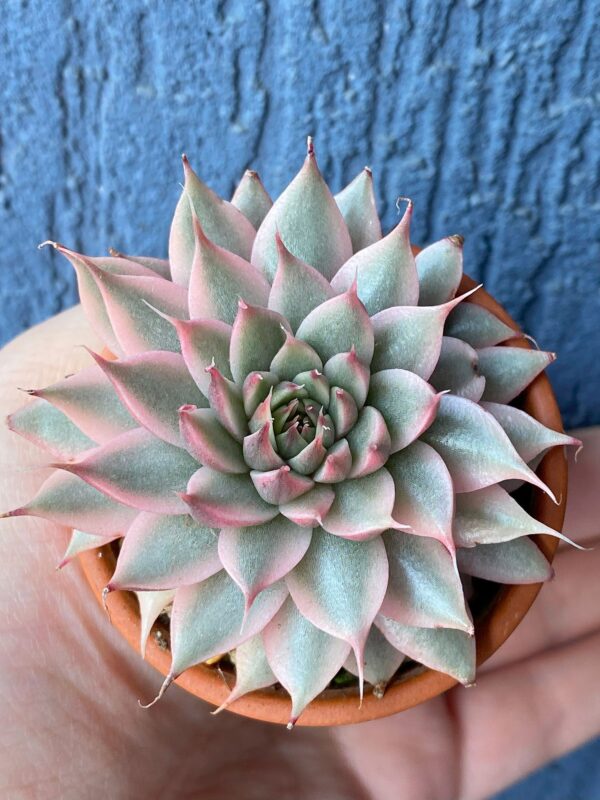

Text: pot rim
xmin=79 ymin=273 xmax=568 ymax=727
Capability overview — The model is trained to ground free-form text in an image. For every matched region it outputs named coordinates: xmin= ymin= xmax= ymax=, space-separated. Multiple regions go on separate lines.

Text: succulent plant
xmin=3 ymin=138 xmax=581 ymax=727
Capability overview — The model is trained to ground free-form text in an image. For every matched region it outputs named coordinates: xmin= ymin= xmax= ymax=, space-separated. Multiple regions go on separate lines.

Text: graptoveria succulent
xmin=3 ymin=138 xmax=581 ymax=727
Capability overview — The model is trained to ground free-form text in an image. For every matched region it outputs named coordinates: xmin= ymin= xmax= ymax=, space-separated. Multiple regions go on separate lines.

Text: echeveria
xmin=3 ymin=139 xmax=581 ymax=727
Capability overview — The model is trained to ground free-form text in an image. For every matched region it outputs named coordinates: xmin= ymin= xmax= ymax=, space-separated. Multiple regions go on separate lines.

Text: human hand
xmin=1 ymin=308 xmax=598 ymax=800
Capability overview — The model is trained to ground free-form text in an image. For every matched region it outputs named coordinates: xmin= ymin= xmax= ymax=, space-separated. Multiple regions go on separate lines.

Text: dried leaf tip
xmin=395 ymin=196 xmax=413 ymax=215
xmin=448 ymin=234 xmax=465 ymax=248
xmin=37 ymin=240 xmax=59 ymax=250
xmin=306 ymin=135 xmax=315 ymax=156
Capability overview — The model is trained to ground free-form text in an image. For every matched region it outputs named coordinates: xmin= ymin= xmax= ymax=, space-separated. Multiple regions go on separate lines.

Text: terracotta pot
xmin=79 ymin=273 xmax=568 ymax=727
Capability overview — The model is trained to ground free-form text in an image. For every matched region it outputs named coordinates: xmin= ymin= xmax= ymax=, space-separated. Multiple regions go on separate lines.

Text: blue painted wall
xmin=0 ymin=1 xmax=598 ymax=794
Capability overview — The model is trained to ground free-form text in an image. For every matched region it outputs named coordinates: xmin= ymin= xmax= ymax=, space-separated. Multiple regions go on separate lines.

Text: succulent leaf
xmin=331 ymin=201 xmax=418 ymax=313
xmin=334 ymin=168 xmax=382 ymax=252
xmin=376 ymin=615 xmax=476 ymax=686
xmin=423 ymin=394 xmax=556 ymax=498
xmin=287 ymin=526 xmax=389 ymax=694
xmin=188 ymin=216 xmax=270 ymax=325
xmin=386 ymin=441 xmax=455 ymax=555
xmin=415 ymin=236 xmax=463 ymax=306
xmin=137 ymin=590 xmax=175 ymax=657
xmin=171 ymin=317 xmax=233 ymax=396
xmin=428 ymin=336 xmax=486 ymax=401
xmin=213 ymin=634 xmax=277 ymax=714
xmin=231 ymin=170 xmax=273 ymax=229
xmin=29 ymin=364 xmax=137 ymax=444
xmin=56 ymin=427 xmax=198 ymax=514
xmin=456 ymin=538 xmax=553 ymax=584
xmin=477 ymin=347 xmax=556 ymax=403
xmin=263 ymin=596 xmax=351 ymax=727
xmin=179 ymin=406 xmax=247 ymax=473
xmin=169 ymin=155 xmax=256 ymax=285
xmin=184 ymin=468 xmax=279 ymax=527
xmin=482 ymin=402 xmax=581 ymax=463
xmin=344 ymin=625 xmax=405 ymax=691
xmin=444 ymin=301 xmax=519 ymax=348
xmin=90 ymin=350 xmax=208 ymax=447
xmin=60 ymin=528 xmax=121 ymax=568
xmin=382 ymin=533 xmax=472 ymax=633
xmin=251 ymin=144 xmax=353 ymax=282
xmin=7 ymin=470 xmax=136 ymax=535
xmin=7 ymin=398 xmax=95 ymax=459
xmin=219 ymin=517 xmax=312 ymax=607
xmin=110 ymin=512 xmax=220 ymax=591
xmin=229 ymin=302 xmax=291 ymax=383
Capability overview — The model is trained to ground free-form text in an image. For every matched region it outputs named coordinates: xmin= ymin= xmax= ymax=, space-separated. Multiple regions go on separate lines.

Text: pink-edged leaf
xmin=188 ymin=215 xmax=269 ymax=324
xmin=371 ymin=287 xmax=481 ymax=378
xmin=250 ymin=466 xmax=314 ymax=505
xmin=56 ymin=427 xmax=197 ymax=514
xmin=89 ymin=264 xmax=189 ymax=354
xmin=296 ymin=283 xmax=374 ymax=365
xmin=28 ymin=364 xmax=136 ymax=444
xmin=229 ymin=301 xmax=291 ymax=384
xmin=331 ymin=200 xmax=418 ymax=313
xmin=171 ymin=317 xmax=232 ymax=396
xmin=179 ymin=406 xmax=247 ymax=473
xmin=481 ymin=401 xmax=582 ymax=463
xmin=7 ymin=398 xmax=95 ymax=459
xmin=328 ymin=387 xmax=359 ymax=438
xmin=376 ymin=616 xmax=476 ymax=685
xmin=415 ymin=235 xmax=464 ymax=305
xmin=168 ymin=573 xmax=288 ymax=677
xmin=205 ymin=364 xmax=248 ymax=442
xmin=429 ymin=336 xmax=486 ymax=401
xmin=334 ymin=167 xmax=382 ymax=252
xmin=270 ymin=332 xmax=323 ymax=381
xmin=453 ymin=484 xmax=576 ymax=547
xmin=219 ymin=517 xmax=312 ymax=607
xmin=183 ymin=467 xmax=278 ymax=527
xmin=323 ymin=349 xmax=370 ymax=409
xmin=262 ymin=596 xmax=351 ymax=727
xmin=242 ymin=371 xmax=279 ymax=417
xmin=46 ymin=243 xmax=161 ymax=354
xmin=445 ymin=301 xmax=520 ymax=348
xmin=287 ymin=434 xmax=327 ymax=475
xmin=422 ymin=394 xmax=556 ymax=499
xmin=268 ymin=234 xmax=336 ymax=332
xmin=344 ymin=625 xmax=405 ymax=692
xmin=456 ymin=538 xmax=553 ymax=584
xmin=367 ymin=369 xmax=442 ymax=453
xmin=252 ymin=142 xmax=353 ymax=282
xmin=387 ymin=441 xmax=455 ymax=555
xmin=478 ymin=347 xmax=556 ymax=403
xmin=5 ymin=470 xmax=136 ymax=535
xmin=109 ymin=252 xmax=171 ymax=280
xmin=231 ymin=169 xmax=273 ymax=229
xmin=292 ymin=369 xmax=330 ymax=408
xmin=243 ymin=422 xmax=285 ymax=471
xmin=346 ymin=406 xmax=391 ymax=478
xmin=279 ymin=485 xmax=335 ymax=527
xmin=313 ymin=438 xmax=353 ymax=484
xmin=169 ymin=155 xmax=256 ymax=285
xmin=321 ymin=467 xmax=406 ymax=540
xmin=287 ymin=526 xmax=389 ymax=695
xmin=59 ymin=528 xmax=121 ymax=569
xmin=381 ymin=532 xmax=472 ymax=633
xmin=109 ymin=512 xmax=220 ymax=591
xmin=137 ymin=589 xmax=175 ymax=657
xmin=213 ymin=634 xmax=276 ymax=714
xmin=89 ymin=350 xmax=207 ymax=447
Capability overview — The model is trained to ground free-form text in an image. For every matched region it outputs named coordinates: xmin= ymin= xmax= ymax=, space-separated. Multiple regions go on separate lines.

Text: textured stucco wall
xmin=0 ymin=1 xmax=599 ymax=793
xmin=1 ymin=0 xmax=599 ymax=429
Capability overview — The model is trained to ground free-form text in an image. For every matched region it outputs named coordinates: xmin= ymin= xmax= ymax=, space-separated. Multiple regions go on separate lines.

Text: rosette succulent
xmin=3 ymin=138 xmax=581 ymax=727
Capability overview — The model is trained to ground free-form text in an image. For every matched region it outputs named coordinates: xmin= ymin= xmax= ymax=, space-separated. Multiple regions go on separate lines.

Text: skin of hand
xmin=1 ymin=306 xmax=598 ymax=800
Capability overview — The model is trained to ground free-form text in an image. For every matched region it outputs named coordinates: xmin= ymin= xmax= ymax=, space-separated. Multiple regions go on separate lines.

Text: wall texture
xmin=1 ymin=0 xmax=599 ymax=429
xmin=0 ymin=0 xmax=599 ymax=792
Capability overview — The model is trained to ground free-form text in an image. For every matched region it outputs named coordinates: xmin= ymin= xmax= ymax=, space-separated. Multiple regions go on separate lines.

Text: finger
xmin=480 ymin=538 xmax=600 ymax=672
xmin=560 ymin=426 xmax=600 ymax=548
xmin=455 ymin=629 xmax=600 ymax=800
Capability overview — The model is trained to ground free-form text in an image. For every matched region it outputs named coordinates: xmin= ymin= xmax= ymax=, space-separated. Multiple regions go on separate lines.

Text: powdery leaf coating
xmin=5 ymin=143 xmax=571 ymax=725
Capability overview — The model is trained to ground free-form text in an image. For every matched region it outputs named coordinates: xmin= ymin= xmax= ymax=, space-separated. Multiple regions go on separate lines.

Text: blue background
xmin=1 ymin=0 xmax=598 ymax=794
